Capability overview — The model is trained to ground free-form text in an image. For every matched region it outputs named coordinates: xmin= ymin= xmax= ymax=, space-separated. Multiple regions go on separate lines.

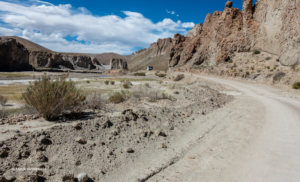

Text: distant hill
xmin=0 ymin=36 xmax=51 ymax=52
xmin=0 ymin=36 xmax=132 ymax=65
xmin=91 ymin=53 xmax=132 ymax=65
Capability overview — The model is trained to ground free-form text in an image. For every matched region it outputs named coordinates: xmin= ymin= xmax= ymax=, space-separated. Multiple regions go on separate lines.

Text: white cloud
xmin=0 ymin=1 xmax=194 ymax=54
xmin=166 ymin=10 xmax=178 ymax=16
xmin=182 ymin=22 xmax=195 ymax=28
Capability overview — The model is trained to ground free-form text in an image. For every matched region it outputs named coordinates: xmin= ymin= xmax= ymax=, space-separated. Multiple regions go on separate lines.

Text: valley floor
xmin=146 ymin=73 xmax=300 ymax=182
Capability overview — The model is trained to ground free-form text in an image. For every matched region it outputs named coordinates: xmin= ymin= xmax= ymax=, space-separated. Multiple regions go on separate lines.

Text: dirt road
xmin=147 ymin=74 xmax=300 ymax=182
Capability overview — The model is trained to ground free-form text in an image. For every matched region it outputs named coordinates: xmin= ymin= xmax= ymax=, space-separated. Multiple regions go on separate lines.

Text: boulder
xmin=0 ymin=38 xmax=32 ymax=71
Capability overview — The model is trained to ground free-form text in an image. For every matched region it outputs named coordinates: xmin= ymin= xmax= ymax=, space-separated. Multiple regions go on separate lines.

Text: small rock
xmin=62 ymin=172 xmax=75 ymax=182
xmin=35 ymin=153 xmax=47 ymax=162
xmin=0 ymin=150 xmax=8 ymax=158
xmin=39 ymin=135 xmax=47 ymax=143
xmin=72 ymin=123 xmax=81 ymax=129
xmin=76 ymin=137 xmax=87 ymax=144
xmin=160 ymin=143 xmax=167 ymax=149
xmin=78 ymin=173 xmax=88 ymax=182
xmin=156 ymin=130 xmax=166 ymax=137
xmin=126 ymin=148 xmax=134 ymax=153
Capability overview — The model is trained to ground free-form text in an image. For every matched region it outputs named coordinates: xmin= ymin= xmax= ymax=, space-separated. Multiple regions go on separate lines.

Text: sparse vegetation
xmin=145 ymin=83 xmax=150 ymax=88
xmin=86 ymin=80 xmax=90 ymax=83
xmin=293 ymin=82 xmax=300 ymax=89
xmin=109 ymin=92 xmax=125 ymax=103
xmin=266 ymin=66 xmax=270 ymax=69
xmin=158 ymin=80 xmax=163 ymax=84
xmin=123 ymin=83 xmax=130 ymax=89
xmin=134 ymin=72 xmax=146 ymax=76
xmin=85 ymin=92 xmax=105 ymax=111
xmin=174 ymin=74 xmax=185 ymax=81
xmin=0 ymin=107 xmax=8 ymax=119
xmin=110 ymin=81 xmax=115 ymax=85
xmin=239 ymin=69 xmax=243 ymax=72
xmin=253 ymin=50 xmax=261 ymax=54
xmin=251 ymin=66 xmax=255 ymax=71
xmin=157 ymin=73 xmax=166 ymax=78
xmin=0 ymin=95 xmax=8 ymax=106
xmin=109 ymin=90 xmax=131 ymax=103
xmin=21 ymin=74 xmax=86 ymax=121
xmin=104 ymin=80 xmax=109 ymax=85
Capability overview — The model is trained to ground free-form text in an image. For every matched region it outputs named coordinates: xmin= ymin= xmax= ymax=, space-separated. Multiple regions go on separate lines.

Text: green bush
xmin=110 ymin=81 xmax=115 ymax=85
xmin=109 ymin=92 xmax=125 ymax=103
xmin=109 ymin=90 xmax=131 ymax=103
xmin=174 ymin=74 xmax=185 ymax=81
xmin=157 ymin=74 xmax=166 ymax=78
xmin=134 ymin=72 xmax=146 ymax=76
xmin=0 ymin=95 xmax=8 ymax=106
xmin=22 ymin=74 xmax=86 ymax=121
xmin=253 ymin=50 xmax=261 ymax=54
xmin=104 ymin=80 xmax=109 ymax=85
xmin=293 ymin=82 xmax=300 ymax=89
xmin=123 ymin=83 xmax=130 ymax=89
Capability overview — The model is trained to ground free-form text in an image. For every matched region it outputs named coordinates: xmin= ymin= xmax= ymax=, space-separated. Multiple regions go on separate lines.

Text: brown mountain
xmin=89 ymin=53 xmax=131 ymax=65
xmin=0 ymin=36 xmax=51 ymax=52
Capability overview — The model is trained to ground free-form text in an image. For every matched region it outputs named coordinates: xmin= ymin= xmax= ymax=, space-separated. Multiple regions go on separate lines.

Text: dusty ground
xmin=0 ymin=74 xmax=233 ymax=182
xmin=145 ymin=73 xmax=300 ymax=182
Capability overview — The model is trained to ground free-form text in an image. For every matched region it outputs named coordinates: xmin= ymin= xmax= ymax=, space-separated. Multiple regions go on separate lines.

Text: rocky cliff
xmin=131 ymin=0 xmax=300 ymax=70
xmin=0 ymin=38 xmax=33 ymax=71
xmin=110 ymin=58 xmax=128 ymax=70
xmin=0 ymin=37 xmax=98 ymax=71
xmin=128 ymin=38 xmax=172 ymax=71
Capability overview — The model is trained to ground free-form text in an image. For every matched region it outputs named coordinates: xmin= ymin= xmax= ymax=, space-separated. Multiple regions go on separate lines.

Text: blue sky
xmin=0 ymin=0 xmax=257 ymax=55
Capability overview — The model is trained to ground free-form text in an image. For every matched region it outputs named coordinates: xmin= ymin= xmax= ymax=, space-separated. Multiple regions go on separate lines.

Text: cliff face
xmin=132 ymin=0 xmax=300 ymax=70
xmin=170 ymin=0 xmax=300 ymax=67
xmin=110 ymin=58 xmax=128 ymax=70
xmin=0 ymin=38 xmax=32 ymax=71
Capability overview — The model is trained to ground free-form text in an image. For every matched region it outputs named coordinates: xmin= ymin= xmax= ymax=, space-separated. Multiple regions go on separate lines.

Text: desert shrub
xmin=270 ymin=69 xmax=273 ymax=72
xmin=258 ymin=70 xmax=261 ymax=73
xmin=158 ymin=80 xmax=163 ymax=84
xmin=174 ymin=74 xmax=185 ymax=81
xmin=253 ymin=50 xmax=261 ymax=54
xmin=239 ymin=69 xmax=243 ymax=72
xmin=292 ymin=66 xmax=296 ymax=72
xmin=109 ymin=92 xmax=125 ymax=103
xmin=0 ymin=107 xmax=8 ymax=119
xmin=251 ymin=66 xmax=255 ymax=70
xmin=293 ymin=82 xmax=300 ymax=89
xmin=228 ymin=59 xmax=233 ymax=63
xmin=109 ymin=90 xmax=131 ymax=103
xmin=134 ymin=72 xmax=146 ymax=76
xmin=157 ymin=74 xmax=166 ymax=78
xmin=86 ymin=80 xmax=90 ymax=83
xmin=86 ymin=92 xmax=105 ymax=111
xmin=145 ymin=83 xmax=150 ymax=88
xmin=110 ymin=81 xmax=115 ymax=85
xmin=123 ymin=83 xmax=130 ymax=89
xmin=22 ymin=74 xmax=86 ymax=121
xmin=104 ymin=80 xmax=109 ymax=85
xmin=266 ymin=66 xmax=270 ymax=69
xmin=0 ymin=95 xmax=8 ymax=106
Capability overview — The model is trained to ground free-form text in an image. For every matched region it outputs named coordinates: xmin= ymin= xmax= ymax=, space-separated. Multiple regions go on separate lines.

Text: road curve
xmin=147 ymin=74 xmax=300 ymax=182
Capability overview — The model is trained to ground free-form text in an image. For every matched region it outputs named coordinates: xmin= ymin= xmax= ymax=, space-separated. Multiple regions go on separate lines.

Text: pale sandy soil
xmin=145 ymin=73 xmax=300 ymax=182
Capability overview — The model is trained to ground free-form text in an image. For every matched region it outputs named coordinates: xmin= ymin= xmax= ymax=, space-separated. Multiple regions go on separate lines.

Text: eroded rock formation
xmin=133 ymin=0 xmax=300 ymax=69
xmin=0 ymin=38 xmax=32 ymax=71
xmin=110 ymin=58 xmax=128 ymax=70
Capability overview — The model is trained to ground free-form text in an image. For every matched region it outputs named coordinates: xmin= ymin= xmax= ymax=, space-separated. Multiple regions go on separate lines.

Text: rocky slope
xmin=128 ymin=38 xmax=172 ymax=71
xmin=131 ymin=0 xmax=300 ymax=71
